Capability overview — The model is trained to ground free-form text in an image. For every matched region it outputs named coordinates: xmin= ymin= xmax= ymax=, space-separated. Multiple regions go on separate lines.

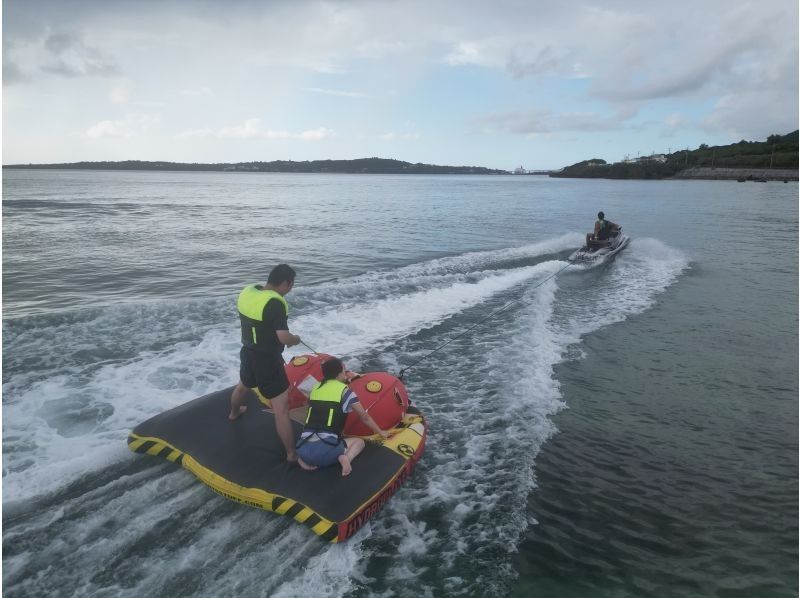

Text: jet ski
xmin=569 ymin=228 xmax=630 ymax=264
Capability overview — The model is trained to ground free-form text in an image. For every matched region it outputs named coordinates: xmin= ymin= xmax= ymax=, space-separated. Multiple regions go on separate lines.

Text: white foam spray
xmin=3 ymin=236 xmax=688 ymax=596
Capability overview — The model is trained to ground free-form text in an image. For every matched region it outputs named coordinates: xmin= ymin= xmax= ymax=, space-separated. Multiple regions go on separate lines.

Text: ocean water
xmin=2 ymin=170 xmax=797 ymax=597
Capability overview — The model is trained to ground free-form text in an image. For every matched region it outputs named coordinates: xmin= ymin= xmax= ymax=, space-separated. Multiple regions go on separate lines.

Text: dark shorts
xmin=296 ymin=437 xmax=346 ymax=467
xmin=239 ymin=347 xmax=288 ymax=399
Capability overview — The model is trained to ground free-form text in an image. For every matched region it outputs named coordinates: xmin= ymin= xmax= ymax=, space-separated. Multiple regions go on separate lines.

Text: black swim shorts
xmin=239 ymin=347 xmax=289 ymax=399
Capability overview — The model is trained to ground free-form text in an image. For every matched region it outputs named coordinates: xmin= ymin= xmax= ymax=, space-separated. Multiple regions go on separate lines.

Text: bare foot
xmin=297 ymin=457 xmax=317 ymax=471
xmin=228 ymin=405 xmax=248 ymax=420
xmin=338 ymin=454 xmax=352 ymax=476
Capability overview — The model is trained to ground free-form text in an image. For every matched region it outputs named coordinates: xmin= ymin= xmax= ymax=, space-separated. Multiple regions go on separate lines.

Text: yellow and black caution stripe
xmin=127 ymin=432 xmax=339 ymax=541
xmin=128 ymin=435 xmax=184 ymax=463
xmin=127 ymin=386 xmax=426 ymax=542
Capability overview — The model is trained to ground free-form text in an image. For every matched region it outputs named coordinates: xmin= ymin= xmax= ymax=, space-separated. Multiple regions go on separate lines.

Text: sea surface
xmin=2 ymin=169 xmax=797 ymax=597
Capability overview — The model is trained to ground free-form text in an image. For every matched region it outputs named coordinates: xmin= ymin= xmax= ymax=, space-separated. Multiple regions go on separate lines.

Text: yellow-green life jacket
xmin=237 ymin=284 xmax=289 ymax=351
xmin=303 ymin=380 xmax=349 ymax=440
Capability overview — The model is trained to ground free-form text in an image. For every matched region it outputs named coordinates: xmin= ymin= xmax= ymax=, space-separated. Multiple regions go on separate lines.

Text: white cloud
xmin=474 ymin=105 xmax=639 ymax=136
xmin=702 ymin=90 xmax=798 ymax=141
xmin=3 ymin=27 xmax=119 ymax=86
xmin=109 ymin=78 xmax=133 ymax=104
xmin=3 ymin=0 xmax=797 ymax=165
xmin=303 ymin=87 xmax=367 ymax=98
xmin=175 ymin=127 xmax=215 ymax=139
xmin=176 ymin=119 xmax=335 ymax=141
xmin=298 ymin=127 xmax=336 ymax=140
xmin=85 ymin=113 xmax=160 ymax=138
xmin=660 ymin=113 xmax=689 ymax=138
xmin=444 ymin=42 xmax=490 ymax=67
xmin=218 ymin=119 xmax=265 ymax=139
xmin=180 ymin=86 xmax=213 ymax=97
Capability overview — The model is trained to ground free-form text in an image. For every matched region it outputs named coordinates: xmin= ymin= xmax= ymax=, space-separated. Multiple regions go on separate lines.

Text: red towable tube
xmin=284 ymin=353 xmax=409 ymax=434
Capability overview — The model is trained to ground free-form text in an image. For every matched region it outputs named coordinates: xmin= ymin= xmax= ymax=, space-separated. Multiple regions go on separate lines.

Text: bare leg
xmin=270 ymin=390 xmax=298 ymax=462
xmin=229 ymin=382 xmax=250 ymax=420
xmin=338 ymin=438 xmax=365 ymax=477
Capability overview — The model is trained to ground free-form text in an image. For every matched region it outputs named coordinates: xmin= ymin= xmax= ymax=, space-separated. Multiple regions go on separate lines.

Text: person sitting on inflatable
xmin=296 ymin=357 xmax=390 ymax=476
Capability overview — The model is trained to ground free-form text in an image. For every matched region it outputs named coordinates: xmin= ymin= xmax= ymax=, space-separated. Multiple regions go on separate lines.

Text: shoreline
xmin=669 ymin=166 xmax=798 ymax=181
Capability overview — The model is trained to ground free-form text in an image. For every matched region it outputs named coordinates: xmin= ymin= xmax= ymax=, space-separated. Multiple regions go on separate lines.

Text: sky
xmin=3 ymin=0 xmax=798 ymax=170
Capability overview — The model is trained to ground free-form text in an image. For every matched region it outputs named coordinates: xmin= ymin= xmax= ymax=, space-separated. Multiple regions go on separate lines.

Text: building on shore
xmin=620 ymin=154 xmax=667 ymax=165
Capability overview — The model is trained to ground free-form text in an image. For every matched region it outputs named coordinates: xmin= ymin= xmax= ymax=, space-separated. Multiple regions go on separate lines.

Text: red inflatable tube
xmin=283 ymin=354 xmax=409 ymax=435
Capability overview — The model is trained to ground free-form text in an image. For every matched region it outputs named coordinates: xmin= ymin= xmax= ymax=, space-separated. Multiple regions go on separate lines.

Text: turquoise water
xmin=3 ymin=170 xmax=797 ymax=596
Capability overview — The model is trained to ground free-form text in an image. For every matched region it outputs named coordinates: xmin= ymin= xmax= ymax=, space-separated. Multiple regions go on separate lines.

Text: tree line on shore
xmin=2 ymin=157 xmax=508 ymax=175
xmin=551 ymin=130 xmax=799 ymax=179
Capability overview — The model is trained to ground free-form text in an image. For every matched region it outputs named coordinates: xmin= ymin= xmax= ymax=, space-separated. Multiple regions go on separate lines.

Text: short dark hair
xmin=321 ymin=357 xmax=344 ymax=381
xmin=268 ymin=264 xmax=296 ymax=286
xmin=598 ymin=211 xmax=605 ymax=220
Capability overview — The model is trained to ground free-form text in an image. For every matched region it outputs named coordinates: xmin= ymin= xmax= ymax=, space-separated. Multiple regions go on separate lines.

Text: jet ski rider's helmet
xmin=598 ymin=211 xmax=604 ymax=220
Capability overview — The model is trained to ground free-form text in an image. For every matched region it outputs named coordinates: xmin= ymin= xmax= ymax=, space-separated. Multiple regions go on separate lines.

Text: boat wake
xmin=3 ymin=235 xmax=689 ymax=596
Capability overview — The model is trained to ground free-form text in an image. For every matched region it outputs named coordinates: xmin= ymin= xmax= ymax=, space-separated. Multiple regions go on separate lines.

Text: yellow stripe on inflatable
xmin=128 ymin=410 xmax=426 ymax=544
xmin=128 ymin=434 xmax=340 ymax=540
xmin=274 ymin=499 xmax=296 ymax=515
xmin=312 ymin=520 xmax=337 ymax=539
xmin=146 ymin=442 xmax=167 ymax=456
xmin=128 ymin=434 xmax=178 ymax=456
xmin=353 ymin=414 xmax=425 ymax=459
xmin=294 ymin=507 xmax=315 ymax=523
xmin=127 ymin=437 xmax=150 ymax=451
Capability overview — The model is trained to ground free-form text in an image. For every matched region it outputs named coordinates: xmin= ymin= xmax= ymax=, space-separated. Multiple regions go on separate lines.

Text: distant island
xmin=551 ymin=130 xmax=799 ymax=181
xmin=2 ymin=157 xmax=508 ymax=175
xmin=6 ymin=132 xmax=798 ymax=180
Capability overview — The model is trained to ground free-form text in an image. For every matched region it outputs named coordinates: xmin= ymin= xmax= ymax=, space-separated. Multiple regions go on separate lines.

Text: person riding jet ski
xmin=586 ymin=211 xmax=620 ymax=247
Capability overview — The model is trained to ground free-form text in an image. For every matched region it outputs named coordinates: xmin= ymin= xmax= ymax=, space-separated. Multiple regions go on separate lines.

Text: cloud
xmin=702 ymin=89 xmax=799 ymax=141
xmin=297 ymin=127 xmax=336 ymax=140
xmin=444 ymin=41 xmax=492 ymax=67
xmin=303 ymin=87 xmax=367 ymax=98
xmin=3 ymin=29 xmax=119 ymax=84
xmin=109 ymin=78 xmax=134 ymax=104
xmin=2 ymin=59 xmax=29 ymax=85
xmin=85 ymin=113 xmax=160 ymax=138
xmin=180 ymin=86 xmax=213 ymax=97
xmin=428 ymin=2 xmax=797 ymax=115
xmin=506 ymin=45 xmax=564 ymax=79
xmin=176 ymin=119 xmax=335 ymax=141
xmin=584 ymin=5 xmax=796 ymax=105
xmin=3 ymin=0 xmax=797 ymax=164
xmin=175 ymin=128 xmax=216 ymax=139
xmin=40 ymin=32 xmax=118 ymax=78
xmin=589 ymin=33 xmax=755 ymax=102
xmin=474 ymin=105 xmax=639 ymax=136
xmin=660 ymin=113 xmax=690 ymax=138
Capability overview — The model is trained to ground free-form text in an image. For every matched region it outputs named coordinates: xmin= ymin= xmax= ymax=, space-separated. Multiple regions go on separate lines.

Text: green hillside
xmin=552 ymin=131 xmax=798 ymax=179
xmin=3 ymin=157 xmax=508 ymax=175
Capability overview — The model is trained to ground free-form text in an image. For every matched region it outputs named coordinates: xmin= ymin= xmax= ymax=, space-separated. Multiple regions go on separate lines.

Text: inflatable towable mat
xmin=127 ymin=354 xmax=427 ymax=542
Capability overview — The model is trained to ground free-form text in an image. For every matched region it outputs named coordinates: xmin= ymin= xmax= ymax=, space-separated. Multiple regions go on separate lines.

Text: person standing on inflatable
xmin=297 ymin=357 xmax=390 ymax=476
xmin=229 ymin=264 xmax=301 ymax=463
